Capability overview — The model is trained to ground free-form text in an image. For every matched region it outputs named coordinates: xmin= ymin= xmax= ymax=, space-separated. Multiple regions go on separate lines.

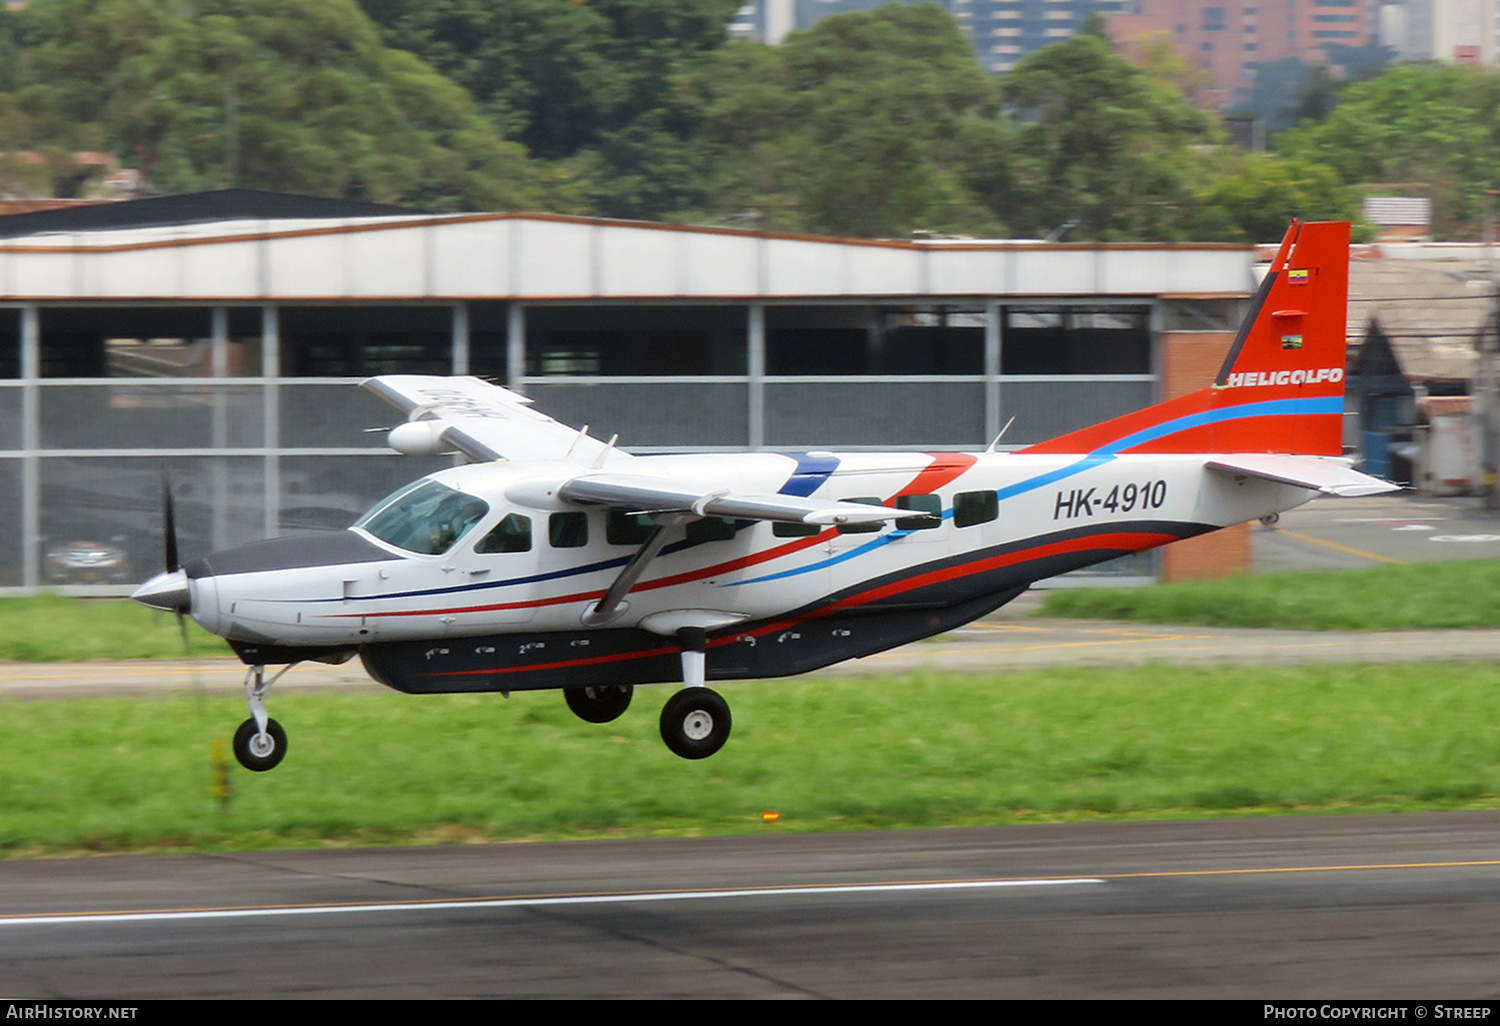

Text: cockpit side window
xmin=355 ymin=480 xmax=490 ymax=555
xmin=475 ymin=513 xmax=533 ymax=554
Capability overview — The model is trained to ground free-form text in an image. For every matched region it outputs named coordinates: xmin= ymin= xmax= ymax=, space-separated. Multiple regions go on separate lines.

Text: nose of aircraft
xmin=131 ymin=568 xmax=191 ymax=613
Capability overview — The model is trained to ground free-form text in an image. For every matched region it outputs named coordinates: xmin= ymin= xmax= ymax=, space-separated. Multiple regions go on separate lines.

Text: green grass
xmin=1038 ymin=560 xmax=1500 ymax=630
xmin=4 ymin=663 xmax=1500 ymax=857
xmin=0 ymin=595 xmax=226 ymax=661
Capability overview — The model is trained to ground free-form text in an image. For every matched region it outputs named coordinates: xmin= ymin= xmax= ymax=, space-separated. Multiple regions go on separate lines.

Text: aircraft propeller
xmin=130 ymin=474 xmax=192 ymax=641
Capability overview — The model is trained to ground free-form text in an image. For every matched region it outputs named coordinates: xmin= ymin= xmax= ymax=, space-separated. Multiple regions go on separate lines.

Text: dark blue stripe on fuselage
xmin=260 ymin=451 xmax=846 ymax=605
xmin=778 ymin=452 xmax=840 ymax=497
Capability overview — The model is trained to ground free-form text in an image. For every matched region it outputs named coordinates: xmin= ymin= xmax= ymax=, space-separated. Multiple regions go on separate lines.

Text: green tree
xmin=1191 ymin=153 xmax=1361 ymax=242
xmin=685 ymin=3 xmax=1003 ymax=237
xmin=999 ymin=33 xmax=1219 ymax=240
xmin=1276 ymin=63 xmax=1500 ymax=237
xmin=9 ymin=0 xmax=544 ymax=210
xmin=357 ymin=0 xmax=739 ymax=160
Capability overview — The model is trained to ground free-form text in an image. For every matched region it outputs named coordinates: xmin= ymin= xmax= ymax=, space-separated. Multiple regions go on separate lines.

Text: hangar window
xmin=1002 ymin=307 xmax=1150 ymax=375
xmin=279 ymin=306 xmax=451 ymax=377
xmin=475 ymin=513 xmax=532 ymax=554
xmin=525 ymin=306 xmax=747 ymax=377
xmin=40 ymin=307 xmax=222 ymax=378
xmin=0 ymin=309 xmax=18 ymax=378
xmin=765 ymin=305 xmax=983 ymax=375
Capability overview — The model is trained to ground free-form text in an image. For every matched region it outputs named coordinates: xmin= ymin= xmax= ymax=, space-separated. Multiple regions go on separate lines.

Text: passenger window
xmin=686 ymin=517 xmax=737 ymax=543
xmin=606 ymin=509 xmax=656 ymax=545
xmin=549 ymin=512 xmax=588 ymax=548
xmin=837 ymin=496 xmax=885 ymax=535
xmin=953 ymin=490 xmax=998 ymax=528
xmin=773 ymin=520 xmax=821 ymax=538
xmin=895 ymin=494 xmax=941 ymax=531
xmin=475 ymin=513 xmax=532 ymax=554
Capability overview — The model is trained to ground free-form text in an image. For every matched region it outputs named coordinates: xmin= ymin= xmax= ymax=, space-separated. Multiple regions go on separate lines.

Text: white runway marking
xmin=0 ymin=877 xmax=1105 ymax=928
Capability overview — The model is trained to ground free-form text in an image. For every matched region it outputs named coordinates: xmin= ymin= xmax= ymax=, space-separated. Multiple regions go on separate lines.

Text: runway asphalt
xmin=2 ymin=812 xmax=1499 ymax=998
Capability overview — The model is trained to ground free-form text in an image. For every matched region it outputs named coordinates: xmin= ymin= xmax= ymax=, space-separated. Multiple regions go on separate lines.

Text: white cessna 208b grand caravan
xmin=134 ymin=220 xmax=1392 ymax=770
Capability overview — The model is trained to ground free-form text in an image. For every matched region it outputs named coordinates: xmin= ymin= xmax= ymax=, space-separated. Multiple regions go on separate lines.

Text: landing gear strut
xmin=233 ymin=664 xmax=296 ymax=772
xmin=658 ymin=625 xmax=732 ymax=760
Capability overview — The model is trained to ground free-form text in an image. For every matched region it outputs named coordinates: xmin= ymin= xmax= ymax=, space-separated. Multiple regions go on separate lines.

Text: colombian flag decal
xmin=1288 ymin=268 xmax=1311 ymax=284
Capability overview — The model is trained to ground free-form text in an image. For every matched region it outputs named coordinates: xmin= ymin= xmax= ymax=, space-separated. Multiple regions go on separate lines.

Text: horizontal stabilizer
xmin=1206 ymin=454 xmax=1398 ymax=497
xmin=558 ymin=473 xmax=905 ymax=526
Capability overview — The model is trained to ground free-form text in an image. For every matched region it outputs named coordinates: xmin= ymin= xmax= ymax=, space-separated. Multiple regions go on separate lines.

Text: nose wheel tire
xmin=659 ymin=687 xmax=731 ymax=760
xmin=565 ymin=685 xmax=634 ymax=724
xmin=233 ymin=717 xmax=288 ymax=772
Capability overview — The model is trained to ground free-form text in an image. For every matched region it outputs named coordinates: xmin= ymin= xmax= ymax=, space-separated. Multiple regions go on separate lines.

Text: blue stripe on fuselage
xmin=730 ymin=397 xmax=1341 ymax=587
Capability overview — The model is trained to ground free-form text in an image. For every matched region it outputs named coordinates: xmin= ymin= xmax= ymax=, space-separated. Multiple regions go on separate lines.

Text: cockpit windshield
xmin=355 ymin=480 xmax=489 ymax=555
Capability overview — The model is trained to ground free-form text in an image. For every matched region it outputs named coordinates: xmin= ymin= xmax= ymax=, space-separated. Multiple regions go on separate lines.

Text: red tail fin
xmin=1021 ymin=221 xmax=1350 ymax=457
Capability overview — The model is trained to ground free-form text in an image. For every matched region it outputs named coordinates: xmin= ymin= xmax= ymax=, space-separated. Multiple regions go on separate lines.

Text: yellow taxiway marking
xmin=1276 ymin=528 xmax=1407 ymax=565
xmin=2 ymin=859 xmax=1495 ymax=927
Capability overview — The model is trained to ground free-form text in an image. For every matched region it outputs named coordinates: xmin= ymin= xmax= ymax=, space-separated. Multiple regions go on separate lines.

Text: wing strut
xmin=581 ymin=517 xmax=681 ymax=626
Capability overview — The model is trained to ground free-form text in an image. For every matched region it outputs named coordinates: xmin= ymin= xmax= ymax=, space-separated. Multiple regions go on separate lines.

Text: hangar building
xmin=0 ymin=191 xmax=1256 ymax=591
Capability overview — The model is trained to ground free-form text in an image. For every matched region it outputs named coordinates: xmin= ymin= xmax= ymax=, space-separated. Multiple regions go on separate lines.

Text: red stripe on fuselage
xmin=416 ymin=524 xmax=1175 ymax=678
xmin=331 ymin=453 xmax=980 ymax=621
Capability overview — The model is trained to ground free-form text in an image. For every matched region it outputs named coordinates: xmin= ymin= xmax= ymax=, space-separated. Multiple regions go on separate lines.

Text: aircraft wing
xmin=361 ymin=375 xmax=626 ymax=465
xmin=1206 ymin=454 xmax=1398 ymax=497
xmin=559 ymin=473 xmax=905 ymax=526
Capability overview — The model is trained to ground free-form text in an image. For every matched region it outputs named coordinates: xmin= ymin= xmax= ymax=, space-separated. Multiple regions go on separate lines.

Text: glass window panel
xmin=279 ymin=383 xmax=409 ymax=449
xmin=475 ymin=513 xmax=532 ymax=554
xmin=280 ymin=454 xmax=451 ymax=536
xmin=526 ymin=306 xmax=746 ymax=377
xmin=954 ymin=490 xmax=998 ymax=528
xmin=40 ymin=307 xmax=213 ymax=378
xmin=548 ymin=512 xmax=588 ymax=548
xmin=895 ymin=493 xmax=941 ymax=530
xmin=1002 ymin=306 xmax=1150 ymax=375
xmin=39 ymin=455 xmax=265 ymax=584
xmin=523 ymin=382 xmax=748 ymax=448
xmin=39 ymin=383 xmax=264 ymax=450
xmin=279 ymin=306 xmax=452 ymax=377
xmin=766 ymin=382 xmax=985 ymax=448
xmin=606 ymin=509 xmax=655 ymax=545
xmin=837 ymin=497 xmax=885 ymax=535
xmin=686 ymin=517 xmax=736 ymax=543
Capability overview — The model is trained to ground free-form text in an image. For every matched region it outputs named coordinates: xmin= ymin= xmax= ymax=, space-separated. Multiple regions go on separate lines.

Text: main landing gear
xmin=561 ymin=625 xmax=734 ymax=760
xmin=232 ymin=663 xmax=295 ymax=772
xmin=564 ymin=685 xmax=633 ymax=723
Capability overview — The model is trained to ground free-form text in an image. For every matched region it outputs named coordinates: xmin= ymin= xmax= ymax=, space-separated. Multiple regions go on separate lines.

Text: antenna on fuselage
xmin=564 ymin=425 xmax=591 ymax=462
xmin=985 ymin=416 xmax=1017 ymax=454
xmin=591 ymin=434 xmax=619 ymax=469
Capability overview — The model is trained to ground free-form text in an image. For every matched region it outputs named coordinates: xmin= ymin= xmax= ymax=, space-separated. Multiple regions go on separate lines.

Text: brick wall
xmin=1158 ymin=330 xmax=1253 ymax=581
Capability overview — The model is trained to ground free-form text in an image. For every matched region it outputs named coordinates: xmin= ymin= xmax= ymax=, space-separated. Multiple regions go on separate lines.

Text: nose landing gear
xmin=232 ymin=663 xmax=297 ymax=772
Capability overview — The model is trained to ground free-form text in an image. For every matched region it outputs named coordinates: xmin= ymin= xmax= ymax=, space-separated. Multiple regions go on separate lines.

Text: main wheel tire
xmin=659 ymin=687 xmax=731 ymax=760
xmin=564 ymin=685 xmax=633 ymax=724
xmin=232 ymin=717 xmax=288 ymax=772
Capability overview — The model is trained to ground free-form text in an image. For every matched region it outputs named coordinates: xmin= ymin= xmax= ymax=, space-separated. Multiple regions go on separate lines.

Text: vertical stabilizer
xmin=1020 ymin=221 xmax=1350 ymax=457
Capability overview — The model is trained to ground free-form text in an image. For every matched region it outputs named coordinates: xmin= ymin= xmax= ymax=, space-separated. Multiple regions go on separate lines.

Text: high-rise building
xmin=1379 ymin=0 xmax=1498 ymax=65
xmin=1106 ymin=0 xmax=1378 ymax=109
xmin=950 ymin=0 xmax=1130 ymax=73
xmin=732 ymin=1 xmax=1134 ymax=72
